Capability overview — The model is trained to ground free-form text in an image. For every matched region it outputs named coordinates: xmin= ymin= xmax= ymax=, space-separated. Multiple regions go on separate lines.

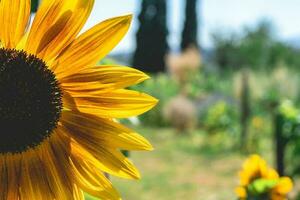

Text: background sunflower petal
xmin=0 ymin=0 xmax=30 ymax=48
xmin=273 ymin=177 xmax=293 ymax=194
xmin=54 ymin=15 xmax=132 ymax=79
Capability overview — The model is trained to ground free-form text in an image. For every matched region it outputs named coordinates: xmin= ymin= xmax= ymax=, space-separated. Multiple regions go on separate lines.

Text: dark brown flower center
xmin=0 ymin=48 xmax=62 ymax=153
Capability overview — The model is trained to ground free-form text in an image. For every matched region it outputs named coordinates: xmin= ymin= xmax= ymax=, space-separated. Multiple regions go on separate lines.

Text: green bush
xmin=212 ymin=20 xmax=300 ymax=71
xmin=131 ymin=71 xmax=234 ymax=127
xmin=131 ymin=74 xmax=180 ymax=127
xmin=185 ymin=70 xmax=234 ymax=98
xmin=278 ymin=100 xmax=300 ymax=176
xmin=200 ymin=101 xmax=239 ymax=135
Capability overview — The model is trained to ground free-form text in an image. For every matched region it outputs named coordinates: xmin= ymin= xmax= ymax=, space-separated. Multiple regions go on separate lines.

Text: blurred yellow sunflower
xmin=238 ymin=154 xmax=278 ymax=186
xmin=0 ymin=0 xmax=157 ymax=199
xmin=236 ymin=155 xmax=293 ymax=200
xmin=270 ymin=177 xmax=293 ymax=200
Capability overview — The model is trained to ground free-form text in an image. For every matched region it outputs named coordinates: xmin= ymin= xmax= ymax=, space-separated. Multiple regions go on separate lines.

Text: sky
xmin=83 ymin=0 xmax=300 ymax=53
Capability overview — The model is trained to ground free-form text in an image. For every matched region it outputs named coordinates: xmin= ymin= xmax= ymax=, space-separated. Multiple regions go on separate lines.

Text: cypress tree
xmin=181 ymin=0 xmax=199 ymax=50
xmin=31 ymin=0 xmax=39 ymax=13
xmin=133 ymin=0 xmax=169 ymax=73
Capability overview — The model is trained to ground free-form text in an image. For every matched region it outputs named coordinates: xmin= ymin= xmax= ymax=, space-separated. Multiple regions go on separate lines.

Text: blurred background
xmin=33 ymin=0 xmax=300 ymax=199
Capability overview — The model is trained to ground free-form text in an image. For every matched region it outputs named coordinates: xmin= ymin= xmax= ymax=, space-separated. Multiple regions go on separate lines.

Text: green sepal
xmin=247 ymin=178 xmax=278 ymax=195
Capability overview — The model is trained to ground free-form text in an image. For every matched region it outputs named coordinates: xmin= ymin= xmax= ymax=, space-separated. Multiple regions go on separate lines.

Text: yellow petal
xmin=70 ymin=153 xmax=121 ymax=200
xmin=239 ymin=154 xmax=270 ymax=185
xmin=61 ymin=111 xmax=153 ymax=150
xmin=54 ymin=15 xmax=132 ymax=79
xmin=16 ymin=31 xmax=29 ymax=50
xmin=0 ymin=0 xmax=30 ymax=48
xmin=235 ymin=186 xmax=247 ymax=198
xmin=19 ymin=150 xmax=58 ymax=200
xmin=0 ymin=156 xmax=8 ymax=198
xmin=273 ymin=177 xmax=293 ymax=194
xmin=25 ymin=0 xmax=94 ymax=63
xmin=73 ymin=184 xmax=85 ymax=200
xmin=266 ymin=168 xmax=279 ymax=179
xmin=65 ymin=131 xmax=140 ymax=180
xmin=73 ymin=89 xmax=158 ymax=118
xmin=35 ymin=134 xmax=75 ymax=199
xmin=61 ymin=65 xmax=149 ymax=95
xmin=62 ymin=91 xmax=78 ymax=112
xmin=1 ymin=155 xmax=21 ymax=200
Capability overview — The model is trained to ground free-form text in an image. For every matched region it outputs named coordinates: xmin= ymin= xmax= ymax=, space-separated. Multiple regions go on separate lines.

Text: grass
xmin=110 ymin=127 xmax=246 ymax=200
xmin=85 ymin=126 xmax=299 ymax=200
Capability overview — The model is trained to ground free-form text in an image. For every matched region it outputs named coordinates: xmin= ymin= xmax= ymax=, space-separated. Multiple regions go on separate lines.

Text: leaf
xmin=247 ymin=178 xmax=279 ymax=195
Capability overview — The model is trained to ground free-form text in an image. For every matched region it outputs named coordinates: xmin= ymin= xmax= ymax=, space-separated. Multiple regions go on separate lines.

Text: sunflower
xmin=0 ymin=0 xmax=157 ymax=199
xmin=236 ymin=155 xmax=293 ymax=200
xmin=238 ymin=154 xmax=278 ymax=186
xmin=270 ymin=177 xmax=293 ymax=200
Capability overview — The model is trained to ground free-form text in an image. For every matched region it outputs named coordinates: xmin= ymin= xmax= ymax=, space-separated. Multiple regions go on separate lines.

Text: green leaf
xmin=247 ymin=178 xmax=279 ymax=195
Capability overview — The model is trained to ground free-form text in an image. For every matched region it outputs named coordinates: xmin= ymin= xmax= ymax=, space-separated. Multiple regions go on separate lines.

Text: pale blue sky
xmin=83 ymin=0 xmax=300 ymax=53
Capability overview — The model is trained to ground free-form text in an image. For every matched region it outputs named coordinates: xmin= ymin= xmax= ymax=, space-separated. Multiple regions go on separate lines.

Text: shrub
xmin=131 ymin=74 xmax=180 ymax=127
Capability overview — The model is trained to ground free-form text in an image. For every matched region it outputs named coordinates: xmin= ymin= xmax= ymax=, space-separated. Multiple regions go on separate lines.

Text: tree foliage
xmin=31 ymin=0 xmax=39 ymax=13
xmin=181 ymin=0 xmax=199 ymax=50
xmin=212 ymin=20 xmax=300 ymax=70
xmin=133 ymin=0 xmax=169 ymax=72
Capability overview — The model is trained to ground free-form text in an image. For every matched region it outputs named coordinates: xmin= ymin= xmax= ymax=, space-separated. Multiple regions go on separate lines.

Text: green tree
xmin=31 ymin=0 xmax=39 ymax=13
xmin=239 ymin=21 xmax=274 ymax=68
xmin=133 ymin=0 xmax=169 ymax=72
xmin=211 ymin=32 xmax=240 ymax=70
xmin=211 ymin=20 xmax=300 ymax=71
xmin=181 ymin=0 xmax=199 ymax=50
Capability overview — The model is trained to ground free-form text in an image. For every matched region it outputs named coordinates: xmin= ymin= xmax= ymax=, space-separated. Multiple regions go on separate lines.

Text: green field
xmin=110 ymin=127 xmax=251 ymax=200
xmin=83 ymin=126 xmax=300 ymax=200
